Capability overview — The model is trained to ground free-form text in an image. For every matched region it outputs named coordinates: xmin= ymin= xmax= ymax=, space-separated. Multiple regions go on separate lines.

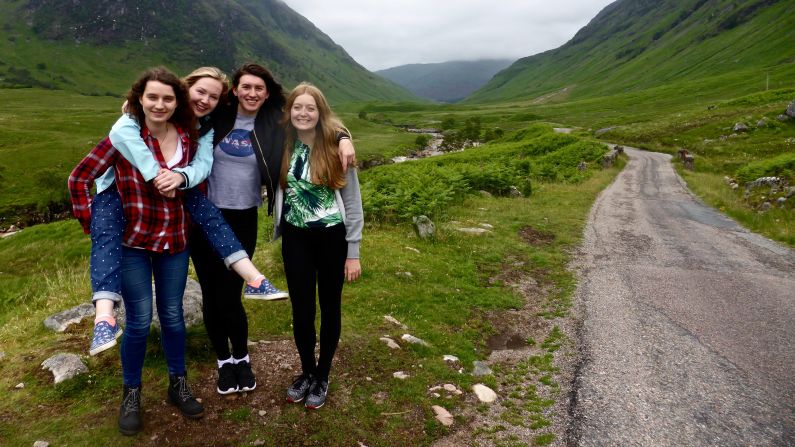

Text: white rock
xmin=456 ymin=227 xmax=490 ymax=235
xmin=401 ymin=334 xmax=430 ymax=346
xmin=429 ymin=385 xmax=442 ymax=392
xmin=384 ymin=315 xmax=408 ymax=329
xmin=252 ymin=440 xmax=266 ymax=447
xmin=432 ymin=392 xmax=441 ymax=398
xmin=472 ymin=384 xmax=498 ymax=403
xmin=258 ymin=410 xmax=267 ymax=417
xmin=379 ymin=337 xmax=400 ymax=350
xmin=33 ymin=441 xmax=50 ymax=447
xmin=15 ymin=382 xmax=24 ymax=389
xmin=472 ymin=361 xmax=493 ymax=376
xmin=396 ymin=271 xmax=413 ymax=278
xmin=432 ymin=405 xmax=454 ymax=426
xmin=478 ymin=223 xmax=494 ymax=229
xmin=443 ymin=355 xmax=459 ymax=362
xmin=41 ymin=353 xmax=88 ymax=384
xmin=393 ymin=371 xmax=409 ymax=379
xmin=404 ymin=246 xmax=421 ymax=254
xmin=366 ymin=376 xmax=372 ymax=381
xmin=443 ymin=384 xmax=457 ymax=392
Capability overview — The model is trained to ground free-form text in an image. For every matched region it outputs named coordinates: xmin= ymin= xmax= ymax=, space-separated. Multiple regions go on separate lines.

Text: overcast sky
xmin=281 ymin=0 xmax=615 ymax=71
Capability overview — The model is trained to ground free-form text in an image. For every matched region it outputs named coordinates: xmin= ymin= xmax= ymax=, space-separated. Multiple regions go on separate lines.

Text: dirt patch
xmin=519 ymin=225 xmax=556 ymax=246
xmin=128 ymin=339 xmax=299 ymax=447
xmin=433 ymin=256 xmax=576 ymax=447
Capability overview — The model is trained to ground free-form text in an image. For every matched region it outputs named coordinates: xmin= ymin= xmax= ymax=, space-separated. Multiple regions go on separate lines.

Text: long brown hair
xmin=280 ymin=82 xmax=349 ymax=189
xmin=125 ymin=66 xmax=198 ymax=144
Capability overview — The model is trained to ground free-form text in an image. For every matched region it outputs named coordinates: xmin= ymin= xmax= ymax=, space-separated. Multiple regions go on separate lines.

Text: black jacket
xmin=210 ymin=98 xmax=285 ymax=216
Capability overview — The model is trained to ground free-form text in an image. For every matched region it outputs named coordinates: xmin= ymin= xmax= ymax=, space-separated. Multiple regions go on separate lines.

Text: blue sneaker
xmin=90 ymin=320 xmax=123 ymax=356
xmin=244 ymin=278 xmax=289 ymax=301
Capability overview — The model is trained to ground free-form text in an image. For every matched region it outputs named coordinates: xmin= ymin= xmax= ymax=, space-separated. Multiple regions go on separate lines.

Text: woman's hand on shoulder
xmin=338 ymin=138 xmax=356 ymax=173
xmin=344 ymin=258 xmax=361 ymax=283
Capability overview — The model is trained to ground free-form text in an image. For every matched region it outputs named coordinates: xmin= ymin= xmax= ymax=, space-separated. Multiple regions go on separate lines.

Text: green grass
xmin=0 ymin=127 xmax=620 ymax=446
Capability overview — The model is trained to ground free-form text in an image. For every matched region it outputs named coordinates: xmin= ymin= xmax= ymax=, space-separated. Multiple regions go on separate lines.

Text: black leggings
xmin=191 ymin=207 xmax=258 ymax=361
xmin=282 ymin=222 xmax=347 ymax=380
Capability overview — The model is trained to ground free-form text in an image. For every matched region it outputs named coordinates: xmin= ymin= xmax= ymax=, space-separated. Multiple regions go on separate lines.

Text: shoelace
xmin=175 ymin=376 xmax=193 ymax=401
xmin=123 ymin=388 xmax=141 ymax=412
xmin=310 ymin=381 xmax=328 ymax=398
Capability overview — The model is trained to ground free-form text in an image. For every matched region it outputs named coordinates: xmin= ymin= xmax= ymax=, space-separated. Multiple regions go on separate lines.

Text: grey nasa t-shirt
xmin=207 ymin=114 xmax=262 ymax=209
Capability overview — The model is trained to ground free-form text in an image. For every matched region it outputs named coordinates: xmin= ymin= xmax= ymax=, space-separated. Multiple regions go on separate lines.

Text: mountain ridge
xmin=467 ymin=0 xmax=795 ymax=103
xmin=0 ymin=0 xmax=416 ymax=102
xmin=376 ymin=59 xmax=513 ymax=103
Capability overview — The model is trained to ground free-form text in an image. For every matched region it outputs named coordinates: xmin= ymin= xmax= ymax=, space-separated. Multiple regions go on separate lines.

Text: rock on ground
xmin=41 ymin=353 xmax=88 ymax=384
xmin=43 ymin=303 xmax=95 ymax=332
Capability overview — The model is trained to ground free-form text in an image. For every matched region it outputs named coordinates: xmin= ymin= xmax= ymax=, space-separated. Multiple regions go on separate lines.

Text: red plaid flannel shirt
xmin=68 ymin=126 xmax=195 ymax=252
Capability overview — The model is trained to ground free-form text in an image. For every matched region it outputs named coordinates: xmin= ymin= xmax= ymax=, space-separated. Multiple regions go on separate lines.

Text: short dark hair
xmin=232 ymin=62 xmax=285 ymax=111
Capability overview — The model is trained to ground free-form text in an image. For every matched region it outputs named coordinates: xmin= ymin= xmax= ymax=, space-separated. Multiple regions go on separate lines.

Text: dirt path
xmin=569 ymin=147 xmax=795 ymax=445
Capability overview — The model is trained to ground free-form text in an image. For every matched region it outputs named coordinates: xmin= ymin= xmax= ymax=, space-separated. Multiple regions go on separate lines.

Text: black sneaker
xmin=286 ymin=373 xmax=314 ymax=403
xmin=118 ymin=385 xmax=142 ymax=436
xmin=217 ymin=363 xmax=238 ymax=395
xmin=235 ymin=360 xmax=257 ymax=392
xmin=167 ymin=374 xmax=204 ymax=419
xmin=305 ymin=377 xmax=329 ymax=409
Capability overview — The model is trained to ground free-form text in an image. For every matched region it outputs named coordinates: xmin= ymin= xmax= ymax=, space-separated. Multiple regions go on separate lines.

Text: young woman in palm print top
xmin=274 ymin=82 xmax=363 ymax=410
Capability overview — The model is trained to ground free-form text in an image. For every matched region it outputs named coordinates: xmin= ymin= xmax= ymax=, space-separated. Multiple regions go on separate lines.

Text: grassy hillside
xmin=0 ymin=0 xmax=417 ymax=103
xmin=376 ymin=59 xmax=514 ymax=103
xmin=0 ymin=126 xmax=619 ymax=446
xmin=468 ymin=0 xmax=795 ymax=105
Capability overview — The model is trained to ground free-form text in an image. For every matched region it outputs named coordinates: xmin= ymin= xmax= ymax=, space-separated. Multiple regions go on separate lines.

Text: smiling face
xmin=233 ymin=74 xmax=268 ymax=116
xmin=140 ymin=80 xmax=177 ymax=127
xmin=290 ymin=93 xmax=319 ymax=134
xmin=189 ymin=77 xmax=224 ymax=118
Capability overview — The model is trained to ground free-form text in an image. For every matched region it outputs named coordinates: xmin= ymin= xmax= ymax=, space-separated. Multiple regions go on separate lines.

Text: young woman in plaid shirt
xmin=70 ymin=67 xmax=207 ymax=435
xmin=81 ymin=67 xmax=288 ymax=359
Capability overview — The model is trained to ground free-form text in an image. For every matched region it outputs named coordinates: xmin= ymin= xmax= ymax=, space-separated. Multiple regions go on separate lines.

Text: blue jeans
xmin=90 ymin=186 xmax=247 ymax=303
xmin=120 ymin=246 xmax=190 ymax=387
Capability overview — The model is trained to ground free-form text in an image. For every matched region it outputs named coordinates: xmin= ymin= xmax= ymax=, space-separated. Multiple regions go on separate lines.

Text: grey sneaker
xmin=286 ymin=373 xmax=314 ymax=403
xmin=305 ymin=378 xmax=329 ymax=409
xmin=244 ymin=278 xmax=289 ymax=300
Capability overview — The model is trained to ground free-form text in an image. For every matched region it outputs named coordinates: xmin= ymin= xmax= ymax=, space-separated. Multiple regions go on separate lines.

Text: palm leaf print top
xmin=284 ymin=140 xmax=343 ymax=228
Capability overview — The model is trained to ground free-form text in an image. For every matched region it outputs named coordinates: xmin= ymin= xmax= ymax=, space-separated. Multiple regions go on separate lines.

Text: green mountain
xmin=467 ymin=0 xmax=795 ymax=103
xmin=376 ymin=59 xmax=514 ymax=103
xmin=0 ymin=0 xmax=416 ymax=102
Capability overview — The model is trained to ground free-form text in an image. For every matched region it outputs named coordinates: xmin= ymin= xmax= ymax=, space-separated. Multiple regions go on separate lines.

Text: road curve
xmin=569 ymin=147 xmax=795 ymax=446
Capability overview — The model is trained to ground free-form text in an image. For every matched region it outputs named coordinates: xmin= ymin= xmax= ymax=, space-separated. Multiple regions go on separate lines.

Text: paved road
xmin=570 ymin=147 xmax=795 ymax=446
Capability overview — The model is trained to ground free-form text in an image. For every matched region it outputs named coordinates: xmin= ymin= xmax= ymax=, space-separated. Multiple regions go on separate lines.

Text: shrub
xmin=415 ymin=134 xmax=431 ymax=149
xmin=735 ymin=153 xmax=795 ymax=184
xmin=359 ymin=125 xmax=601 ymax=221
xmin=532 ymin=140 xmax=608 ymax=182
xmin=361 ymin=165 xmax=469 ymax=221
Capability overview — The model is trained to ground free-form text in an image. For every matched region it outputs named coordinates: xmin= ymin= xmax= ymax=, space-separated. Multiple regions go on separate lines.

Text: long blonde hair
xmin=281 ymin=82 xmax=350 ymax=189
xmin=183 ymin=66 xmax=229 ymax=98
